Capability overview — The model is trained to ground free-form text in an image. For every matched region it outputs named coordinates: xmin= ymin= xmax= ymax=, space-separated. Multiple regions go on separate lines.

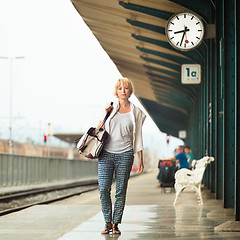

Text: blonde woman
xmin=97 ymin=77 xmax=146 ymax=235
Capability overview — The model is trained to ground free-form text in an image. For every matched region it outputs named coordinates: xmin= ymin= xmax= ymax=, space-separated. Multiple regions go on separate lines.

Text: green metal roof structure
xmin=70 ymin=0 xmax=213 ymax=137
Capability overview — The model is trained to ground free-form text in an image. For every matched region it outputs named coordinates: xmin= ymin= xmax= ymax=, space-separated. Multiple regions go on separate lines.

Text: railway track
xmin=0 ymin=180 xmax=98 ymax=216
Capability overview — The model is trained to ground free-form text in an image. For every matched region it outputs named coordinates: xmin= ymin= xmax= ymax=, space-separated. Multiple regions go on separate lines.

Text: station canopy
xmin=71 ymin=0 xmax=211 ymax=137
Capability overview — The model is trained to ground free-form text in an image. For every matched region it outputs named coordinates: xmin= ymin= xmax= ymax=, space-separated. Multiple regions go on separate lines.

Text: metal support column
xmin=205 ymin=39 xmax=210 ymax=188
xmin=201 ymin=57 xmax=209 ymax=186
xmin=209 ymin=38 xmax=216 ymax=193
xmin=199 ymin=82 xmax=204 ymax=158
xmin=212 ymin=48 xmax=218 ymax=194
xmin=223 ymin=0 xmax=236 ymax=208
xmin=216 ymin=0 xmax=224 ymax=200
xmin=235 ymin=0 xmax=240 ymax=221
xmin=211 ymin=0 xmax=218 ymax=196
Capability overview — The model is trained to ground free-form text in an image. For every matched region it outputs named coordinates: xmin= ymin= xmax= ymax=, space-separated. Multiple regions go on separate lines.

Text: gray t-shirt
xmin=104 ymin=111 xmax=133 ymax=153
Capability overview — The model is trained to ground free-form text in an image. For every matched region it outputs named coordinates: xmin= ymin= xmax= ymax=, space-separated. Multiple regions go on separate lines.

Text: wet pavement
xmin=57 ymin=171 xmax=239 ymax=240
xmin=0 ymin=171 xmax=239 ymax=240
xmin=58 ymin=205 xmax=237 ymax=240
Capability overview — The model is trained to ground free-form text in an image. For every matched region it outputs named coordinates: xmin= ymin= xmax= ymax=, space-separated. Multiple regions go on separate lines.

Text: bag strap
xmin=100 ymin=102 xmax=113 ymax=128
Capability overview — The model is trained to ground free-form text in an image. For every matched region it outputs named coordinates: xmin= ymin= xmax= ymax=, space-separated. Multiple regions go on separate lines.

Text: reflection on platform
xmin=58 ymin=204 xmax=240 ymax=240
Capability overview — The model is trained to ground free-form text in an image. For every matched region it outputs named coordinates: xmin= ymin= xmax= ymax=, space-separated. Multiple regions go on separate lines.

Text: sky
xmin=0 ymin=0 xmax=183 ymax=158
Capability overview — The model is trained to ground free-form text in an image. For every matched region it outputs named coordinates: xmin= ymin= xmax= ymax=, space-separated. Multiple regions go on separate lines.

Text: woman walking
xmin=97 ymin=77 xmax=146 ymax=235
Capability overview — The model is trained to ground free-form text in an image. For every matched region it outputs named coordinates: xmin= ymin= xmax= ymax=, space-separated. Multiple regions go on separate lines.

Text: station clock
xmin=166 ymin=12 xmax=205 ymax=51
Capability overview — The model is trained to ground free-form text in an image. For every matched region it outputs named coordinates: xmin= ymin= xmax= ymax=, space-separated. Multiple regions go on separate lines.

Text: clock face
xmin=166 ymin=12 xmax=204 ymax=51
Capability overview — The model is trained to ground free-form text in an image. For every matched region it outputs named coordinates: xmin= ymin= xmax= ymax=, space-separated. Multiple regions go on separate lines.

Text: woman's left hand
xmin=137 ymin=151 xmax=144 ymax=175
xmin=137 ymin=162 xmax=144 ymax=175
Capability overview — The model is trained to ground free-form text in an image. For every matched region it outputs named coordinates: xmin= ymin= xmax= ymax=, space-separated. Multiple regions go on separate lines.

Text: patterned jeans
xmin=98 ymin=149 xmax=134 ymax=224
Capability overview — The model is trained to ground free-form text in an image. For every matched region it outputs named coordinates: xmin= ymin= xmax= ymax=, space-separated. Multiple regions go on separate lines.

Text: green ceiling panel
xmin=136 ymin=46 xmax=194 ymax=64
xmin=144 ymin=65 xmax=180 ymax=79
xmin=133 ymin=34 xmax=203 ymax=63
xmin=126 ymin=19 xmax=165 ymax=34
xmin=149 ymin=75 xmax=197 ymax=96
xmin=141 ymin=56 xmax=180 ymax=72
xmin=150 ymin=82 xmax=194 ymax=103
xmin=153 ymin=93 xmax=193 ymax=112
xmin=139 ymin=97 xmax=188 ymax=136
xmin=119 ymin=1 xmax=172 ymax=20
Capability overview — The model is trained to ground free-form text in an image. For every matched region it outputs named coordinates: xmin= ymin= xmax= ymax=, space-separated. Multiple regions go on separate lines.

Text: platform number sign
xmin=181 ymin=64 xmax=201 ymax=84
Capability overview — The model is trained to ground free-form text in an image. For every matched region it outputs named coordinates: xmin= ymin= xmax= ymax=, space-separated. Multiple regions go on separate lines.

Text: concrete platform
xmin=0 ymin=171 xmax=240 ymax=240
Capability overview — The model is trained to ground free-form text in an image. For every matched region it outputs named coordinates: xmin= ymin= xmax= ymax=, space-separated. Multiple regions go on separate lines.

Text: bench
xmin=173 ymin=156 xmax=214 ymax=205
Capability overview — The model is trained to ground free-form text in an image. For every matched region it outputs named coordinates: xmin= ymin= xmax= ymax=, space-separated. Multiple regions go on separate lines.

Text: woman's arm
xmin=97 ymin=104 xmax=113 ymax=129
xmin=137 ymin=150 xmax=144 ymax=175
xmin=97 ymin=120 xmax=104 ymax=129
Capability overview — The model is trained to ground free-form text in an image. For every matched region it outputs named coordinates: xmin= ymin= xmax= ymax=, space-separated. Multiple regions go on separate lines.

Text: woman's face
xmin=117 ymin=82 xmax=131 ymax=100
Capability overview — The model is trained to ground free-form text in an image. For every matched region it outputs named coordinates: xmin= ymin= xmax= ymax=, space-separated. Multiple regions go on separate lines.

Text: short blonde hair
xmin=114 ymin=77 xmax=134 ymax=98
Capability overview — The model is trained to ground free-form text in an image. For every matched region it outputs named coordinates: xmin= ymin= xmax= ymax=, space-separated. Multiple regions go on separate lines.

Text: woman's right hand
xmin=105 ymin=104 xmax=113 ymax=114
xmin=97 ymin=103 xmax=113 ymax=129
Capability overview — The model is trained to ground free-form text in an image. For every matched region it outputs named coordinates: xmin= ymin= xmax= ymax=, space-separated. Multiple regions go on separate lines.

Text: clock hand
xmin=180 ymin=31 xmax=185 ymax=46
xmin=180 ymin=26 xmax=189 ymax=46
xmin=174 ymin=28 xmax=190 ymax=34
xmin=185 ymin=26 xmax=189 ymax=44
